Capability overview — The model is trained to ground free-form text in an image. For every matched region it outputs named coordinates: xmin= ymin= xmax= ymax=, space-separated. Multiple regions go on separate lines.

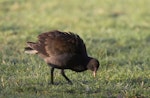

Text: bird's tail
xmin=24 ymin=42 xmax=38 ymax=54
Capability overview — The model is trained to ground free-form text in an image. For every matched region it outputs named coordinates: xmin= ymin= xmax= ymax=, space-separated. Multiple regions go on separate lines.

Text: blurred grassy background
xmin=0 ymin=0 xmax=150 ymax=98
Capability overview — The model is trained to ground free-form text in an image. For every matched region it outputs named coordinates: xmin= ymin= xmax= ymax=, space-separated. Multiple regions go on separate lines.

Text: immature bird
xmin=25 ymin=30 xmax=99 ymax=84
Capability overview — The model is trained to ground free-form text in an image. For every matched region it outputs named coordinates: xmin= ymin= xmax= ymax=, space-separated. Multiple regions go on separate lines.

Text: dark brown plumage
xmin=25 ymin=30 xmax=99 ymax=84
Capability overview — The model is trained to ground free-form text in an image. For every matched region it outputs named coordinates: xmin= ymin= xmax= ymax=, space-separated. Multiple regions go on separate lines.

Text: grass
xmin=0 ymin=0 xmax=150 ymax=97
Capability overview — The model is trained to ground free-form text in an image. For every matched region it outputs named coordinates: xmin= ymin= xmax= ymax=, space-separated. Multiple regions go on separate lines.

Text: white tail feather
xmin=25 ymin=50 xmax=38 ymax=54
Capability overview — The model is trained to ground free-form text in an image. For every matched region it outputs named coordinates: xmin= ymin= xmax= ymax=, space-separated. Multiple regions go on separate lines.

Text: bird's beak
xmin=93 ymin=71 xmax=96 ymax=77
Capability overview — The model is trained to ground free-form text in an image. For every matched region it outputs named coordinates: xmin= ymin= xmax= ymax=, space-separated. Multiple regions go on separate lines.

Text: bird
xmin=25 ymin=30 xmax=99 ymax=84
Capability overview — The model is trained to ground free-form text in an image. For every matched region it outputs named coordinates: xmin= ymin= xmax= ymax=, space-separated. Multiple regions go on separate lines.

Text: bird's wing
xmin=37 ymin=30 xmax=87 ymax=56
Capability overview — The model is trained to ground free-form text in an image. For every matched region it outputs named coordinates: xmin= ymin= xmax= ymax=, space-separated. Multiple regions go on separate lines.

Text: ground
xmin=0 ymin=0 xmax=150 ymax=97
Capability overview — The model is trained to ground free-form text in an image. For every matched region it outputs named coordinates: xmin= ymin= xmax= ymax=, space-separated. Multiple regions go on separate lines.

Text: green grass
xmin=0 ymin=0 xmax=150 ymax=97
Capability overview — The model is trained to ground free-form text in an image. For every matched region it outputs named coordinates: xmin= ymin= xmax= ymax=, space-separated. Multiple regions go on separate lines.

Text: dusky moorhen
xmin=25 ymin=30 xmax=99 ymax=84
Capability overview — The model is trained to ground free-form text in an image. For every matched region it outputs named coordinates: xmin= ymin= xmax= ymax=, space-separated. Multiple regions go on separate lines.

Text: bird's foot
xmin=68 ymin=81 xmax=73 ymax=85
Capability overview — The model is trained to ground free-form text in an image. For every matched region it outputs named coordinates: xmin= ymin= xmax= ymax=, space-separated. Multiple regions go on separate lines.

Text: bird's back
xmin=44 ymin=31 xmax=84 ymax=54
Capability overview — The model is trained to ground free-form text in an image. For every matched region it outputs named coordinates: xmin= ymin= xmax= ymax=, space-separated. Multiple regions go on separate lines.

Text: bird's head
xmin=87 ymin=58 xmax=99 ymax=77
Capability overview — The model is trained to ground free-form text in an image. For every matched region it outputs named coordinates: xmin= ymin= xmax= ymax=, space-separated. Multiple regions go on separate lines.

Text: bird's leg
xmin=61 ymin=69 xmax=73 ymax=84
xmin=50 ymin=67 xmax=55 ymax=84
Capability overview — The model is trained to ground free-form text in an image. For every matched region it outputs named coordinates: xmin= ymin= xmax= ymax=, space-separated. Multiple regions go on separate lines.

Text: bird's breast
xmin=70 ymin=65 xmax=87 ymax=72
xmin=44 ymin=53 xmax=74 ymax=67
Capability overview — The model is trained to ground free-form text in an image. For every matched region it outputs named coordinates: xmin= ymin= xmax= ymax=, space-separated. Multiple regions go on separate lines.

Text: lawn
xmin=0 ymin=0 xmax=150 ymax=97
